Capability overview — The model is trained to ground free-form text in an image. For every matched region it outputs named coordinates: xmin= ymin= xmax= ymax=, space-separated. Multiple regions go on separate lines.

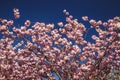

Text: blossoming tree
xmin=0 ymin=8 xmax=120 ymax=80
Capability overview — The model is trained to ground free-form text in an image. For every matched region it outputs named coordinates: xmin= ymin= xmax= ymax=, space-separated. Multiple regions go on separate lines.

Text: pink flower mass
xmin=0 ymin=8 xmax=120 ymax=80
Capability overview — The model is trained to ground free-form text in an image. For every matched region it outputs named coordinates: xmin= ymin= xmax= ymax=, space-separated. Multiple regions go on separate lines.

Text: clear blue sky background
xmin=0 ymin=0 xmax=120 ymax=79
xmin=0 ymin=0 xmax=120 ymax=43
xmin=0 ymin=0 xmax=120 ymax=23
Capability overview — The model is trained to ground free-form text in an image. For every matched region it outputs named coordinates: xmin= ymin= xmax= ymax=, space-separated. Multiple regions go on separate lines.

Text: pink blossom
xmin=66 ymin=17 xmax=72 ymax=23
xmin=65 ymin=12 xmax=69 ymax=15
xmin=57 ymin=22 xmax=63 ymax=27
xmin=1 ymin=19 xmax=7 ymax=24
xmin=0 ymin=8 xmax=119 ymax=80
xmin=0 ymin=25 xmax=7 ymax=31
xmin=103 ymin=22 xmax=108 ymax=27
xmin=89 ymin=19 xmax=96 ymax=26
xmin=97 ymin=20 xmax=102 ymax=25
xmin=7 ymin=20 xmax=14 ymax=26
xmin=69 ymin=15 xmax=73 ymax=19
xmin=80 ymin=56 xmax=86 ymax=61
xmin=63 ymin=9 xmax=67 ymax=13
xmin=73 ymin=74 xmax=79 ymax=79
xmin=116 ymin=22 xmax=120 ymax=29
xmin=13 ymin=8 xmax=20 ymax=19
xmin=82 ymin=16 xmax=88 ymax=21
xmin=24 ymin=20 xmax=31 ymax=27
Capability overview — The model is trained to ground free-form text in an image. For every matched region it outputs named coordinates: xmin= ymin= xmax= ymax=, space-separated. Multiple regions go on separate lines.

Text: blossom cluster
xmin=0 ymin=9 xmax=119 ymax=80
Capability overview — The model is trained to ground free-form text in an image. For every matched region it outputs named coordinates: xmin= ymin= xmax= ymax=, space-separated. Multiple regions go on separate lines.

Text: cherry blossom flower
xmin=24 ymin=20 xmax=31 ymax=27
xmin=82 ymin=16 xmax=88 ymax=21
xmin=0 ymin=8 xmax=119 ymax=80
xmin=57 ymin=22 xmax=63 ymax=27
xmin=116 ymin=22 xmax=120 ymax=29
xmin=13 ymin=8 xmax=20 ymax=19
xmin=89 ymin=19 xmax=96 ymax=26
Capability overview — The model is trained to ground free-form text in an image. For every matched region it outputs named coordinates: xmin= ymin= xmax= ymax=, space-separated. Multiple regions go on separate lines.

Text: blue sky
xmin=0 ymin=0 xmax=120 ymax=23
